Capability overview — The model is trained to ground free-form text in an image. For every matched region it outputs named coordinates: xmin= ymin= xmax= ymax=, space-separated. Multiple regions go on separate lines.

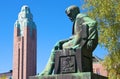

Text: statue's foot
xmin=40 ymin=73 xmax=45 ymax=76
xmin=39 ymin=71 xmax=50 ymax=76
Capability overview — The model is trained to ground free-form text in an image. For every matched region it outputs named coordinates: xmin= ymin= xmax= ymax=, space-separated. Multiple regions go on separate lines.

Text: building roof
xmin=14 ymin=5 xmax=36 ymax=36
xmin=93 ymin=56 xmax=103 ymax=63
xmin=0 ymin=70 xmax=12 ymax=77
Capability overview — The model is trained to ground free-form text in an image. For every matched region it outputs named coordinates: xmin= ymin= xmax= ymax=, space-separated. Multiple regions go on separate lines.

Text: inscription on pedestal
xmin=60 ymin=56 xmax=76 ymax=74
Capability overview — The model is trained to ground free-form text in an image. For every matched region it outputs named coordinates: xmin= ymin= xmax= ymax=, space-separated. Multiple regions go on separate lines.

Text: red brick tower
xmin=13 ymin=5 xmax=37 ymax=79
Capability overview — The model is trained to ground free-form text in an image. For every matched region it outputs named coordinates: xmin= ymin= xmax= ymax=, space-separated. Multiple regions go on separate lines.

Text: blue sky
xmin=0 ymin=0 xmax=108 ymax=74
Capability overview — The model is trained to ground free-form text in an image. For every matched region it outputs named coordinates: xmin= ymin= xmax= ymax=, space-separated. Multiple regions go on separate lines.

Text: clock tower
xmin=13 ymin=5 xmax=37 ymax=79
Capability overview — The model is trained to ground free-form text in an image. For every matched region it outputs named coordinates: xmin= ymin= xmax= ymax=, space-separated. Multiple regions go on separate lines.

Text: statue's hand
xmin=87 ymin=40 xmax=93 ymax=48
xmin=54 ymin=40 xmax=65 ymax=50
xmin=68 ymin=45 xmax=80 ymax=51
xmin=59 ymin=39 xmax=70 ymax=44
xmin=54 ymin=45 xmax=59 ymax=50
xmin=72 ymin=45 xmax=80 ymax=49
xmin=54 ymin=39 xmax=70 ymax=50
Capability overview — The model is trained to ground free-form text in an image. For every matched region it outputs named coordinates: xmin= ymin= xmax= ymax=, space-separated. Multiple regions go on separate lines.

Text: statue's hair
xmin=65 ymin=5 xmax=80 ymax=14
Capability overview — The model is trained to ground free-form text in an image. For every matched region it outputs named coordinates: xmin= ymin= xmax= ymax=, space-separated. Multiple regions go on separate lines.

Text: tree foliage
xmin=82 ymin=0 xmax=120 ymax=78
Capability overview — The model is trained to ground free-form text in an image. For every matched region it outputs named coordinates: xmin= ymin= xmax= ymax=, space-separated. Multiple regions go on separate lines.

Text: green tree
xmin=82 ymin=0 xmax=120 ymax=79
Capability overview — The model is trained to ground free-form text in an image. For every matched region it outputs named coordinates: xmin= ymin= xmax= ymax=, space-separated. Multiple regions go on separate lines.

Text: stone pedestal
xmin=29 ymin=72 xmax=108 ymax=79
xmin=54 ymin=49 xmax=93 ymax=74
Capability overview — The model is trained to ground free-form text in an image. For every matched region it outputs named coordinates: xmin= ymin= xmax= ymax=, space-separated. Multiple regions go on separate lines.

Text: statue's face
xmin=67 ymin=12 xmax=74 ymax=22
xmin=65 ymin=5 xmax=80 ymax=22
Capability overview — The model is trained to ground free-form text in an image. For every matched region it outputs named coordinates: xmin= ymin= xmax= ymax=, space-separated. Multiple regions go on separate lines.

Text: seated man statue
xmin=40 ymin=5 xmax=98 ymax=75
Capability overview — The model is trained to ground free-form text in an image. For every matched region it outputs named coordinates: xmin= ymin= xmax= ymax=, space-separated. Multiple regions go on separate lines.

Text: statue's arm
xmin=71 ymin=15 xmax=97 ymax=50
xmin=84 ymin=17 xmax=98 ymax=48
xmin=70 ymin=18 xmax=83 ymax=49
xmin=87 ymin=26 xmax=98 ymax=48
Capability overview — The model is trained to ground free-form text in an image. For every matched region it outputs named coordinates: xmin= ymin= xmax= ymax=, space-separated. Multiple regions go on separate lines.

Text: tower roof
xmin=21 ymin=5 xmax=29 ymax=11
xmin=18 ymin=5 xmax=33 ymax=22
xmin=14 ymin=5 xmax=36 ymax=36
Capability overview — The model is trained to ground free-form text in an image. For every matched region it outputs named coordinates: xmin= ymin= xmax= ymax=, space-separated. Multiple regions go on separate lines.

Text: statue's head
xmin=65 ymin=5 xmax=80 ymax=22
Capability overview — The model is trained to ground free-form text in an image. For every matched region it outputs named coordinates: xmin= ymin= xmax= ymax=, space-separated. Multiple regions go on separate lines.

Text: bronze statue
xmin=40 ymin=5 xmax=98 ymax=75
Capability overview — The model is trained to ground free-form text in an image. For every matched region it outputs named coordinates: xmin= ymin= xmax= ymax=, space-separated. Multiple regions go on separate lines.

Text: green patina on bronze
xmin=40 ymin=5 xmax=98 ymax=75
xmin=30 ymin=72 xmax=107 ymax=79
xmin=14 ymin=5 xmax=36 ymax=36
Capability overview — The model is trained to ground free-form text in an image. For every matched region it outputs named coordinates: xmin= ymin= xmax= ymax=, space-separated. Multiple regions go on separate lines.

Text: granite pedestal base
xmin=29 ymin=72 xmax=107 ymax=79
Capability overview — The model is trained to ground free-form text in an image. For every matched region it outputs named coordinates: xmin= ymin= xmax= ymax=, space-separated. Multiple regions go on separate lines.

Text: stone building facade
xmin=0 ymin=70 xmax=12 ymax=79
xmin=93 ymin=56 xmax=108 ymax=77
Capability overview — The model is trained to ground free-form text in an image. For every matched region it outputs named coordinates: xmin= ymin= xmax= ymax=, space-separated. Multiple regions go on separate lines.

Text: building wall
xmin=0 ymin=71 xmax=12 ymax=79
xmin=93 ymin=62 xmax=107 ymax=77
xmin=13 ymin=26 xmax=36 ymax=79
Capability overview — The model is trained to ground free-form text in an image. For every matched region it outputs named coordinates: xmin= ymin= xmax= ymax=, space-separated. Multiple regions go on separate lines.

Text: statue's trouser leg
xmin=62 ymin=39 xmax=75 ymax=49
xmin=41 ymin=49 xmax=55 ymax=75
xmin=40 ymin=41 xmax=65 ymax=75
